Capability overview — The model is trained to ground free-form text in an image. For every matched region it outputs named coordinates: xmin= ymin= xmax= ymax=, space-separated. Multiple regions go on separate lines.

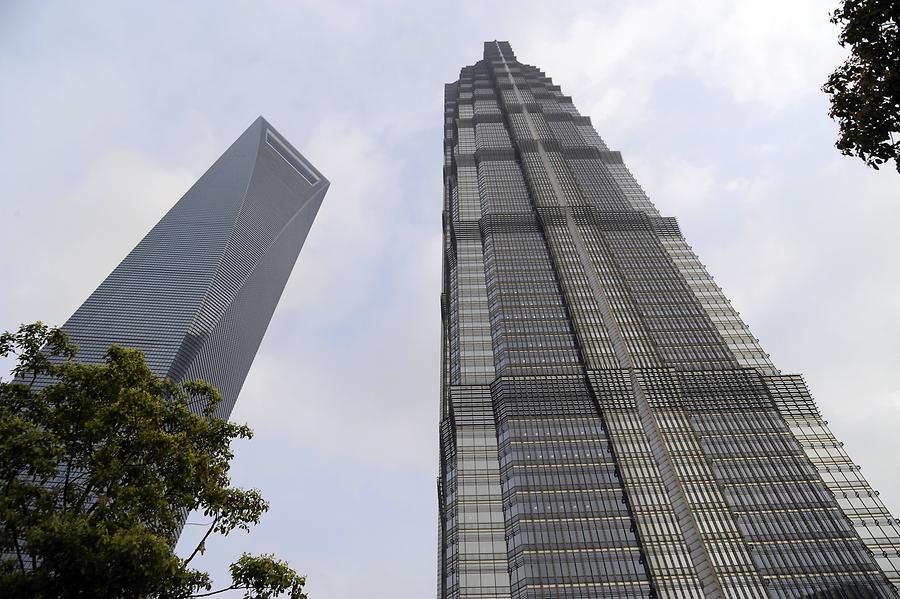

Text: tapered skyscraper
xmin=438 ymin=42 xmax=900 ymax=598
xmin=58 ymin=117 xmax=328 ymax=419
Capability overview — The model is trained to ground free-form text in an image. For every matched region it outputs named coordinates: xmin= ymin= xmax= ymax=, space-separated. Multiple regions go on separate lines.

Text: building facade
xmin=438 ymin=42 xmax=900 ymax=599
xmin=57 ymin=117 xmax=328 ymax=420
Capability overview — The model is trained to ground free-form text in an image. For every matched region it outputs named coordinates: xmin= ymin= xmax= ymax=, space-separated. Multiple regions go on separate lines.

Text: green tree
xmin=823 ymin=0 xmax=900 ymax=171
xmin=0 ymin=322 xmax=307 ymax=599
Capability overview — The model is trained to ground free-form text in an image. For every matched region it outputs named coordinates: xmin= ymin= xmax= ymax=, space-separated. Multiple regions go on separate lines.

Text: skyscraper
xmin=57 ymin=116 xmax=328 ymax=420
xmin=438 ymin=41 xmax=900 ymax=598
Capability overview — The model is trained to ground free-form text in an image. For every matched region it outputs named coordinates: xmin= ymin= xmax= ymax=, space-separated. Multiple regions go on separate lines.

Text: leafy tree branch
xmin=823 ymin=0 xmax=900 ymax=171
xmin=0 ymin=322 xmax=307 ymax=599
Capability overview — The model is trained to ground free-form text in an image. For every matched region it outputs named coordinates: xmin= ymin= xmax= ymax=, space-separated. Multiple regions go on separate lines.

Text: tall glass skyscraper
xmin=438 ymin=41 xmax=900 ymax=599
xmin=56 ymin=116 xmax=328 ymax=420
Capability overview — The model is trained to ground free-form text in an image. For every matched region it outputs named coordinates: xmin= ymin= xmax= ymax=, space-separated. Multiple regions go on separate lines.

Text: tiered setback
xmin=438 ymin=42 xmax=900 ymax=599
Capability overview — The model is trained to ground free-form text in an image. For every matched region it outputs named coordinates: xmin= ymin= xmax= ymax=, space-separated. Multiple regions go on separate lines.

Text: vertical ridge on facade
xmin=438 ymin=42 xmax=900 ymax=599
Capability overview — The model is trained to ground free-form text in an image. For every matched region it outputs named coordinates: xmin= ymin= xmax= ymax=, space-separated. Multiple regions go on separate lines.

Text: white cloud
xmin=630 ymin=156 xmax=716 ymax=215
xmin=517 ymin=0 xmax=843 ymax=138
xmin=277 ymin=119 xmax=398 ymax=320
xmin=2 ymin=150 xmax=195 ymax=328
xmin=691 ymin=1 xmax=842 ymax=110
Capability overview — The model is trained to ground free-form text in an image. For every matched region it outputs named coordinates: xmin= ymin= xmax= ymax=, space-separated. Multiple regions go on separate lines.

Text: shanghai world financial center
xmin=54 ymin=117 xmax=328 ymax=421
xmin=437 ymin=42 xmax=900 ymax=598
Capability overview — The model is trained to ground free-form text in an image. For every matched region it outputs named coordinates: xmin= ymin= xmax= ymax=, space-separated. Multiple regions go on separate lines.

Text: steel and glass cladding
xmin=57 ymin=117 xmax=328 ymax=419
xmin=438 ymin=42 xmax=900 ymax=599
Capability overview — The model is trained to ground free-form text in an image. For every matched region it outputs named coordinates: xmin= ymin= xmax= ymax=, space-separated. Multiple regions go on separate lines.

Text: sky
xmin=1 ymin=1 xmax=898 ymax=597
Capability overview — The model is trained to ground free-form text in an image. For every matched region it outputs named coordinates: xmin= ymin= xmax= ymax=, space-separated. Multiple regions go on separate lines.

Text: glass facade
xmin=55 ymin=116 xmax=328 ymax=420
xmin=438 ymin=42 xmax=900 ymax=598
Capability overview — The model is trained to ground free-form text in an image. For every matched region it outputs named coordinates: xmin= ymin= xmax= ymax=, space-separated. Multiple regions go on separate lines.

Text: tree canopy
xmin=0 ymin=322 xmax=306 ymax=599
xmin=823 ymin=0 xmax=900 ymax=172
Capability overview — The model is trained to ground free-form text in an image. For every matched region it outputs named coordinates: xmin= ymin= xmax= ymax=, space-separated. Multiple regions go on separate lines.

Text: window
xmin=265 ymin=130 xmax=319 ymax=185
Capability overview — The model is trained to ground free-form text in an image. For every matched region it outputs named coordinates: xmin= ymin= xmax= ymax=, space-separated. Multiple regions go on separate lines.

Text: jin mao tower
xmin=438 ymin=41 xmax=900 ymax=599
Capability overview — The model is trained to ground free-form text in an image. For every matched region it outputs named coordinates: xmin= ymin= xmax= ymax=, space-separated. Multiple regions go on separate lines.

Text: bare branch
xmin=189 ymin=585 xmax=240 ymax=598
xmin=183 ymin=514 xmax=222 ymax=566
xmin=8 ymin=523 xmax=26 ymax=573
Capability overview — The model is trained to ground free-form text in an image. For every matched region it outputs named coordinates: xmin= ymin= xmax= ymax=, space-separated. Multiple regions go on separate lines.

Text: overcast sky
xmin=1 ymin=2 xmax=898 ymax=597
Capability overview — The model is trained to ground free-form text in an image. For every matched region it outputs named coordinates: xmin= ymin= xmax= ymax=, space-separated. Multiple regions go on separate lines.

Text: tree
xmin=822 ymin=0 xmax=900 ymax=172
xmin=0 ymin=322 xmax=307 ymax=599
